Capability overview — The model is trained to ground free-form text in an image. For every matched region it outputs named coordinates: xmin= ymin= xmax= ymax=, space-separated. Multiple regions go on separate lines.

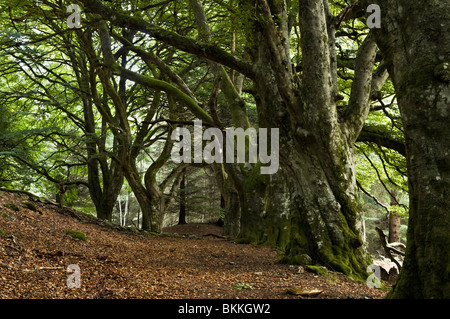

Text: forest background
xmin=0 ymin=0 xmax=448 ymax=298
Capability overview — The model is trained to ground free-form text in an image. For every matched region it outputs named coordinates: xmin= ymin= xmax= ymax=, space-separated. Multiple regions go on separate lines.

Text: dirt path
xmin=0 ymin=190 xmax=387 ymax=299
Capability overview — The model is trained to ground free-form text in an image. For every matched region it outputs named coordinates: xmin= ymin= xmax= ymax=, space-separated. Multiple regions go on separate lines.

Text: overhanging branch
xmin=78 ymin=0 xmax=256 ymax=79
xmin=357 ymin=124 xmax=406 ymax=156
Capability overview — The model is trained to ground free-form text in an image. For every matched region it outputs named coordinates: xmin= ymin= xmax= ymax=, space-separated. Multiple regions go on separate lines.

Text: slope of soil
xmin=0 ymin=190 xmax=388 ymax=299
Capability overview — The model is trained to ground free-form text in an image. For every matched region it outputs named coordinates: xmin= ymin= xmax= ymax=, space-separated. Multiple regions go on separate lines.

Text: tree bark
xmin=388 ymin=190 xmax=401 ymax=243
xmin=388 ymin=212 xmax=401 ymax=244
xmin=178 ymin=169 xmax=187 ymax=225
xmin=362 ymin=0 xmax=450 ymax=298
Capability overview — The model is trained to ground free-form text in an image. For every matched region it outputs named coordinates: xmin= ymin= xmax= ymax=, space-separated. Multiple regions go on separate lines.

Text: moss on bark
xmin=236 ymin=159 xmax=370 ymax=281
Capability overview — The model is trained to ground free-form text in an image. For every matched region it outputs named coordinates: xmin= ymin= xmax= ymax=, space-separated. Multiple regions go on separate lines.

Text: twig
xmin=356 ymin=180 xmax=390 ymax=213
xmin=202 ymin=233 xmax=230 ymax=240
xmin=386 ymin=243 xmax=405 ymax=256
xmin=360 ymin=147 xmax=399 ymax=202
xmin=22 ymin=266 xmax=65 ymax=273
xmin=36 ymin=266 xmax=65 ymax=270
xmin=4 ymin=244 xmax=21 ymax=252
xmin=4 ymin=235 xmax=24 ymax=252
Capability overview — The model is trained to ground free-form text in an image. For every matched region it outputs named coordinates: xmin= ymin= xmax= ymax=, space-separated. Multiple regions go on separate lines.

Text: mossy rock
xmin=282 ymin=253 xmax=313 ymax=266
xmin=22 ymin=201 xmax=38 ymax=212
xmin=66 ymin=230 xmax=87 ymax=242
xmin=4 ymin=202 xmax=19 ymax=212
xmin=305 ymin=265 xmax=329 ymax=276
xmin=233 ymin=238 xmax=252 ymax=245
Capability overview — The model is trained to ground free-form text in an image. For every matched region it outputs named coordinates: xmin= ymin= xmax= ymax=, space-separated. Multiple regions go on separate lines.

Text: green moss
xmin=0 ymin=228 xmax=7 ymax=236
xmin=4 ymin=202 xmax=19 ymax=211
xmin=235 ymin=282 xmax=253 ymax=290
xmin=323 ymin=243 xmax=369 ymax=282
xmin=1 ymin=212 xmax=9 ymax=218
xmin=234 ymin=237 xmax=252 ymax=245
xmin=65 ymin=230 xmax=87 ymax=242
xmin=242 ymin=162 xmax=269 ymax=190
xmin=305 ymin=265 xmax=329 ymax=276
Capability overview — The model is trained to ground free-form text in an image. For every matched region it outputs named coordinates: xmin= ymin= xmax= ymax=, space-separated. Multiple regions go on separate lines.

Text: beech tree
xmin=0 ymin=3 xmax=125 ymax=220
xmin=361 ymin=0 xmax=449 ymax=298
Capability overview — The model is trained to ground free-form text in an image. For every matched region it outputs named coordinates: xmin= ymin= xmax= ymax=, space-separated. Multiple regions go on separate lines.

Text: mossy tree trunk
xmin=227 ymin=0 xmax=380 ymax=279
xmin=213 ymin=163 xmax=241 ymax=237
xmin=178 ymin=169 xmax=187 ymax=225
xmin=363 ymin=0 xmax=450 ymax=298
xmin=235 ymin=67 xmax=373 ymax=278
xmin=187 ymin=0 xmax=377 ymax=278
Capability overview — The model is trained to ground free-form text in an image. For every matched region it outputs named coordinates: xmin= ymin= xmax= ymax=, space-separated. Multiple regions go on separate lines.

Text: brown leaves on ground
xmin=0 ymin=190 xmax=387 ymax=299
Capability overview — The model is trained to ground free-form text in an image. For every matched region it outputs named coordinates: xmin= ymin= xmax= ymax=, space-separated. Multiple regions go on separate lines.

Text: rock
xmin=65 ymin=229 xmax=87 ymax=242
xmin=290 ymin=253 xmax=312 ymax=265
xmin=286 ymin=286 xmax=323 ymax=296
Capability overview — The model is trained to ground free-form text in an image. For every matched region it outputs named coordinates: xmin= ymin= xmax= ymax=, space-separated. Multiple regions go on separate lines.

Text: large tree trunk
xmin=364 ymin=0 xmax=450 ymax=298
xmin=217 ymin=0 xmax=377 ymax=279
xmin=232 ymin=1 xmax=377 ymax=279
xmin=236 ymin=108 xmax=371 ymax=278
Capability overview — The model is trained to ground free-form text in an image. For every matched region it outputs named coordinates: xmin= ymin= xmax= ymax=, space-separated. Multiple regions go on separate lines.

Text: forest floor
xmin=0 ymin=190 xmax=388 ymax=299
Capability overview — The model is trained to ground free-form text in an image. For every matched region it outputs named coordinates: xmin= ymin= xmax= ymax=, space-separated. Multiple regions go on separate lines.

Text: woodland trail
xmin=0 ymin=190 xmax=387 ymax=299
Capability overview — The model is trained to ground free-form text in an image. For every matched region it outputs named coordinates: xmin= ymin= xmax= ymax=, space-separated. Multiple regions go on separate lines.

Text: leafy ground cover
xmin=0 ymin=190 xmax=387 ymax=299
